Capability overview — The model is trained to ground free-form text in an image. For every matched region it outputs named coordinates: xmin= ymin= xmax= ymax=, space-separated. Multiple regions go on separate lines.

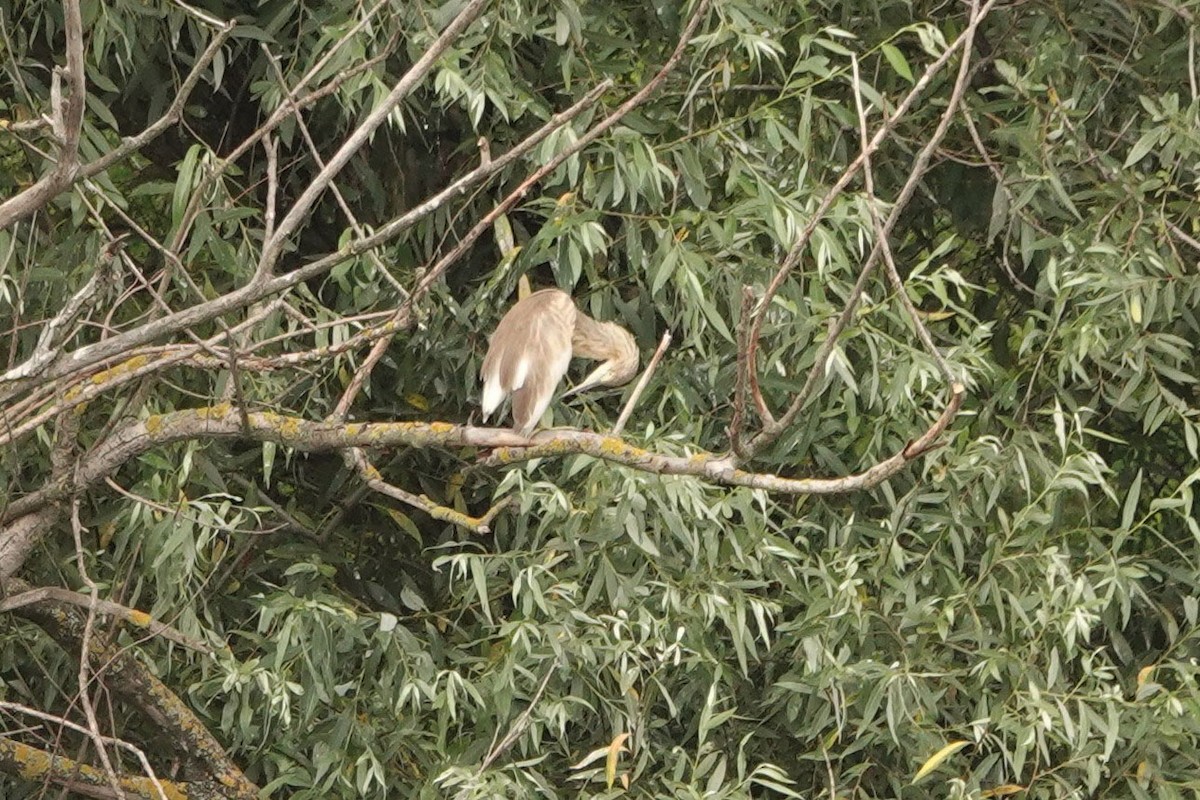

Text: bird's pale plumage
xmin=480 ymin=288 xmax=639 ymax=437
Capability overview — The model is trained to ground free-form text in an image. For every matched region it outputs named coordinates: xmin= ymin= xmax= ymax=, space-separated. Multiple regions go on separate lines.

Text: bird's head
xmin=562 ymin=320 xmax=639 ymax=398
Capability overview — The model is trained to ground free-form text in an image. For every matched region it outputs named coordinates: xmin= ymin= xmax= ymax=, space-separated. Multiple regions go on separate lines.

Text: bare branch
xmin=0 ymin=738 xmax=184 ymax=800
xmin=612 ymin=332 xmax=671 ymax=436
xmin=255 ymin=0 xmax=491 ymax=280
xmin=0 ymin=0 xmax=85 ymax=231
xmin=69 ymin=499 xmax=127 ymax=800
xmin=741 ymin=0 xmax=993 ymax=458
xmin=742 ymin=0 xmax=1000 ymax=433
xmin=5 ymin=576 xmax=258 ymax=798
xmin=0 ymin=239 xmax=122 ymax=383
xmin=729 ymin=285 xmax=758 ymax=458
xmin=851 ymin=55 xmax=954 ymax=385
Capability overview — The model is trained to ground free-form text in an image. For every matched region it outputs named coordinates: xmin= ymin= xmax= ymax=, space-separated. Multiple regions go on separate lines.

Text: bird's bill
xmin=559 ymin=380 xmax=597 ymax=400
xmin=560 ymin=364 xmax=610 ymax=399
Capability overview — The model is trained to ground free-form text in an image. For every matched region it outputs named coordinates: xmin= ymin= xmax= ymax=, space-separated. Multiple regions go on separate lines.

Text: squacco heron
xmin=480 ymin=289 xmax=639 ymax=437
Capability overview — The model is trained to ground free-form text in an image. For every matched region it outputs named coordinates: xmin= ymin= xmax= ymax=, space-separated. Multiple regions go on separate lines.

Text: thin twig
xmin=742 ymin=0 xmax=1000 ymax=434
xmin=0 ymin=0 xmax=85 ymax=231
xmin=612 ymin=332 xmax=671 ymax=436
xmin=478 ymin=666 xmax=555 ymax=773
xmin=729 ymin=285 xmax=757 ymax=458
xmin=0 ymin=701 xmax=169 ymax=800
xmin=70 ymin=499 xmax=127 ymax=800
xmin=851 ymin=55 xmax=954 ymax=385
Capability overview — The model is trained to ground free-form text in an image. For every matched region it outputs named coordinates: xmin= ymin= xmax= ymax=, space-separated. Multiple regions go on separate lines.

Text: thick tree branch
xmin=0 ymin=701 xmax=170 ymax=799
xmin=0 ymin=393 xmax=965 ymax=538
xmin=0 ymin=739 xmax=194 ymax=800
xmin=5 ymin=577 xmax=257 ymax=799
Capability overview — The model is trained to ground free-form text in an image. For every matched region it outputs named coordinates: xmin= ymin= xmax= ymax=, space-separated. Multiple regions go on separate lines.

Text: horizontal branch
xmin=1 ymin=389 xmax=964 ymax=527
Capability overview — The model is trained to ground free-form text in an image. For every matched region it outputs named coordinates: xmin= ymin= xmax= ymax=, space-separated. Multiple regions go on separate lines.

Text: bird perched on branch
xmin=480 ymin=288 xmax=639 ymax=437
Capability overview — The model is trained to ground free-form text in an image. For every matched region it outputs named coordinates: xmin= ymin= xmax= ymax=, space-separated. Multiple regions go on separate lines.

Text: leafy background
xmin=1 ymin=0 xmax=1199 ymax=797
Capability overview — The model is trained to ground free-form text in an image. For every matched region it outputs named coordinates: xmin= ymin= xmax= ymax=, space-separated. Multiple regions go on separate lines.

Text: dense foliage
xmin=1 ymin=0 xmax=1199 ymax=797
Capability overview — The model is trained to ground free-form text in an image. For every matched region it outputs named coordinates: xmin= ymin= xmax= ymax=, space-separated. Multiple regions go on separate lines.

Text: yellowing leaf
xmin=405 ymin=393 xmax=429 ymax=411
xmin=1137 ymin=665 xmax=1155 ymax=687
xmin=98 ymin=521 xmax=117 ymax=549
xmin=556 ymin=191 xmax=576 ymax=206
xmin=981 ymin=784 xmax=1025 ymax=798
xmin=606 ymin=732 xmax=630 ymax=789
xmin=912 ymin=740 xmax=970 ymax=783
xmin=1129 ymin=294 xmax=1142 ymax=324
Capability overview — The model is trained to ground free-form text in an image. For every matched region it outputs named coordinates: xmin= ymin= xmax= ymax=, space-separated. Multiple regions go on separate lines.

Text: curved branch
xmin=740 ymin=0 xmax=993 ymax=458
xmin=741 ymin=0 xmax=999 ymax=438
xmin=1 ymin=390 xmax=964 ymax=532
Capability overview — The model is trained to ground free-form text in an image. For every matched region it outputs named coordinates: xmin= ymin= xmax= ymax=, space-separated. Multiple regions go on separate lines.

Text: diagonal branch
xmin=740 ymin=0 xmax=991 ymax=459
xmin=1 ymin=47 xmax=600 ymax=403
xmin=348 ymin=447 xmax=510 ymax=534
xmin=850 ymin=55 xmax=955 ymax=385
xmin=254 ymin=0 xmax=491 ymax=280
xmin=6 ymin=576 xmax=257 ymax=798
xmin=741 ymin=0 xmax=999 ymax=435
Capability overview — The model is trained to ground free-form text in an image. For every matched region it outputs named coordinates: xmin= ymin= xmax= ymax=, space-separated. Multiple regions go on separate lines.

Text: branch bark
xmin=1 ymin=395 xmax=965 ymax=544
xmin=0 ymin=0 xmax=85 ymax=231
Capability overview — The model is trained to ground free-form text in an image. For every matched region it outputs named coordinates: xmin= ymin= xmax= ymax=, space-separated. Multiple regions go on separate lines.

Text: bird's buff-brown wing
xmin=480 ymin=289 xmax=577 ymax=436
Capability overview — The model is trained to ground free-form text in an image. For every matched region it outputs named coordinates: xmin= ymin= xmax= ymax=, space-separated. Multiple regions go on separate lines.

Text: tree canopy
xmin=1 ymin=0 xmax=1199 ymax=797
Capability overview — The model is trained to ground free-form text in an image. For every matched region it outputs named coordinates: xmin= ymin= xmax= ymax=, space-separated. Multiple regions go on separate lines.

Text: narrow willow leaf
xmin=912 ymin=740 xmax=970 ymax=783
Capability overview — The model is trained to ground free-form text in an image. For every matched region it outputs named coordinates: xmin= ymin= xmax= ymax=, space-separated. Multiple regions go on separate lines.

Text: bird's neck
xmin=572 ymin=313 xmax=628 ymax=361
